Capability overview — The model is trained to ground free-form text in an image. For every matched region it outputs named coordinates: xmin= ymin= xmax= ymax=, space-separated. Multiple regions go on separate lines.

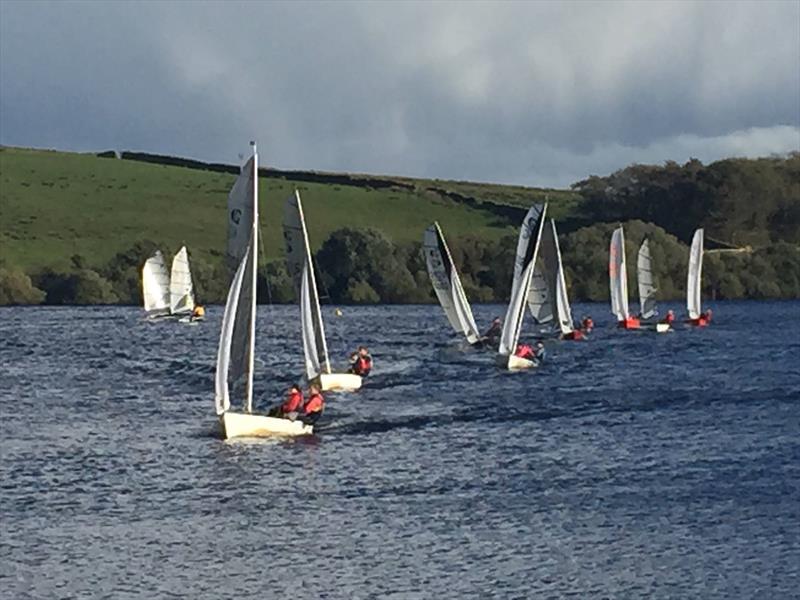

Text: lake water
xmin=1 ymin=301 xmax=799 ymax=598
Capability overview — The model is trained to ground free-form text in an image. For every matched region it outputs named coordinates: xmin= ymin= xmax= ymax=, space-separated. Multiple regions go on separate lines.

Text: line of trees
xmin=2 ymin=221 xmax=798 ymax=306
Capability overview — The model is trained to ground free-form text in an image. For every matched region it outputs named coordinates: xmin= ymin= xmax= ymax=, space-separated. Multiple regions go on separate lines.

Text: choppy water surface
xmin=1 ymin=302 xmax=799 ymax=598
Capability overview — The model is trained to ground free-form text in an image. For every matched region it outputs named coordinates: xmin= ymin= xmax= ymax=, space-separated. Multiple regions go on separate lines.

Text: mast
xmin=245 ymin=141 xmax=258 ymax=414
xmin=296 ymin=190 xmax=331 ymax=374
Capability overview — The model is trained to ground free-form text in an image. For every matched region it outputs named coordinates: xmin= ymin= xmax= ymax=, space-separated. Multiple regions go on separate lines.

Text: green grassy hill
xmin=0 ymin=146 xmax=579 ymax=272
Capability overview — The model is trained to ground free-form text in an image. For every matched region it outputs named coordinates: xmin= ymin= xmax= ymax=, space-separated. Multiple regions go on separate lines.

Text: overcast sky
xmin=1 ymin=1 xmax=798 ymax=187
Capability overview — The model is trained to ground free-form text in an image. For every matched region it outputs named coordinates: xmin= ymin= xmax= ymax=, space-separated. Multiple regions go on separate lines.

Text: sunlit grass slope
xmin=0 ymin=146 xmax=579 ymax=271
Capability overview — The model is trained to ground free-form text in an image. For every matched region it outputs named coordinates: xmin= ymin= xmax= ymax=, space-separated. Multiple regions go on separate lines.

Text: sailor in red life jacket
xmin=562 ymin=328 xmax=586 ymax=341
xmin=689 ymin=308 xmax=713 ymax=326
xmin=301 ymin=383 xmax=325 ymax=425
xmin=514 ymin=343 xmax=535 ymax=361
xmin=661 ymin=309 xmax=675 ymax=325
xmin=268 ymin=384 xmax=304 ymax=419
xmin=348 ymin=346 xmax=373 ymax=377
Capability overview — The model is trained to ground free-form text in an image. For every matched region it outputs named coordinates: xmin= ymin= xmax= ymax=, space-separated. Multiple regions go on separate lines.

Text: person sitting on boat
xmin=301 ymin=383 xmax=325 ymax=425
xmin=661 ymin=310 xmax=675 ymax=325
xmin=533 ymin=341 xmax=546 ymax=362
xmin=483 ymin=317 xmax=502 ymax=346
xmin=191 ymin=305 xmax=205 ymax=321
xmin=701 ymin=308 xmax=713 ymax=323
xmin=348 ymin=346 xmax=373 ymax=377
xmin=269 ymin=384 xmax=304 ymax=419
xmin=580 ymin=315 xmax=594 ymax=332
xmin=562 ymin=328 xmax=586 ymax=341
xmin=514 ymin=343 xmax=536 ymax=361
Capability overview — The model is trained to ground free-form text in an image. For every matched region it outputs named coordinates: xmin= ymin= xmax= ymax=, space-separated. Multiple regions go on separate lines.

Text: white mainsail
xmin=423 ymin=222 xmax=481 ymax=344
xmin=526 ymin=259 xmax=553 ymax=324
xmin=170 ymin=246 xmax=196 ymax=315
xmin=215 ymin=145 xmax=258 ymax=415
xmin=498 ymin=203 xmax=547 ymax=356
xmin=687 ymin=228 xmax=704 ymax=319
xmin=284 ymin=190 xmax=331 ymax=380
xmin=609 ymin=226 xmax=630 ymax=321
xmin=637 ymin=238 xmax=657 ymax=320
xmin=226 ymin=154 xmax=256 ymax=271
xmin=142 ymin=250 xmax=170 ymax=315
xmin=542 ymin=219 xmax=574 ymax=335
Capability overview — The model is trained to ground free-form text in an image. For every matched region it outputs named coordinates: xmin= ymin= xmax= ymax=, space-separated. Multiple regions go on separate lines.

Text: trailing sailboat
xmin=636 ymin=239 xmax=670 ymax=333
xmin=284 ymin=190 xmax=362 ymax=392
xmin=170 ymin=246 xmax=197 ymax=318
xmin=142 ymin=250 xmax=170 ymax=318
xmin=423 ymin=222 xmax=482 ymax=346
xmin=686 ymin=228 xmax=711 ymax=326
xmin=496 ymin=203 xmax=548 ymax=370
xmin=539 ymin=219 xmax=581 ymax=340
xmin=215 ymin=143 xmax=312 ymax=439
xmin=609 ymin=226 xmax=640 ymax=329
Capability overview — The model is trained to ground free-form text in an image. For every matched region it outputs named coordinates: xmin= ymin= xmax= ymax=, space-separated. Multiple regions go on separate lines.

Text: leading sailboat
xmin=609 ymin=225 xmax=640 ymax=329
xmin=215 ymin=143 xmax=312 ymax=439
xmin=686 ymin=228 xmax=710 ymax=326
xmin=423 ymin=222 xmax=482 ymax=346
xmin=496 ymin=203 xmax=548 ymax=370
xmin=284 ymin=190 xmax=362 ymax=392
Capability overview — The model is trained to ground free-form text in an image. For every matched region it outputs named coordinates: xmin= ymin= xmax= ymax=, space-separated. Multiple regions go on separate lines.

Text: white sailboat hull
xmin=496 ymin=354 xmax=538 ymax=371
xmin=319 ymin=373 xmax=362 ymax=392
xmin=220 ymin=411 xmax=312 ymax=439
xmin=640 ymin=322 xmax=671 ymax=333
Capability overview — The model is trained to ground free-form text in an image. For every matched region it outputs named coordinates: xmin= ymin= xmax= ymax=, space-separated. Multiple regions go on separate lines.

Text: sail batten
xmin=142 ymin=251 xmax=170 ymax=314
xmin=423 ymin=223 xmax=481 ymax=344
xmin=609 ymin=226 xmax=630 ymax=321
xmin=637 ymin=239 xmax=657 ymax=320
xmin=687 ymin=228 xmax=704 ymax=319
xmin=499 ymin=203 xmax=547 ymax=356
xmin=284 ymin=191 xmax=331 ymax=380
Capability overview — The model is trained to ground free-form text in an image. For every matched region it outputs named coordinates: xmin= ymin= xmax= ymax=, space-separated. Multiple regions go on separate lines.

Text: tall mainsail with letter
xmin=423 ymin=222 xmax=481 ymax=345
xmin=497 ymin=203 xmax=547 ymax=366
xmin=539 ymin=219 xmax=574 ymax=336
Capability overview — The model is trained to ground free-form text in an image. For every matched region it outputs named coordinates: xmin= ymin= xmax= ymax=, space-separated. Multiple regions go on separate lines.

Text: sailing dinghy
xmin=215 ymin=143 xmax=312 ymax=439
xmin=170 ymin=246 xmax=199 ymax=321
xmin=686 ymin=228 xmax=709 ymax=326
xmin=142 ymin=250 xmax=171 ymax=318
xmin=423 ymin=222 xmax=483 ymax=346
xmin=496 ymin=203 xmax=548 ymax=370
xmin=539 ymin=219 xmax=581 ymax=339
xmin=636 ymin=239 xmax=670 ymax=333
xmin=284 ymin=190 xmax=362 ymax=392
xmin=609 ymin=226 xmax=640 ymax=329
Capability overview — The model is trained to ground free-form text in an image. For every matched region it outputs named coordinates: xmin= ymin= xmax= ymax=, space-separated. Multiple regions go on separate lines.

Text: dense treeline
xmin=572 ymin=153 xmax=800 ymax=246
xmin=2 ymin=221 xmax=798 ymax=306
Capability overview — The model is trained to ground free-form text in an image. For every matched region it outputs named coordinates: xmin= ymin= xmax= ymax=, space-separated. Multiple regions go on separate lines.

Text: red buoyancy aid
xmin=304 ymin=393 xmax=324 ymax=415
xmin=565 ymin=329 xmax=585 ymax=341
xmin=515 ymin=344 xmax=534 ymax=359
xmin=282 ymin=391 xmax=303 ymax=413
xmin=356 ymin=356 xmax=372 ymax=375
xmin=663 ymin=313 xmax=675 ymax=324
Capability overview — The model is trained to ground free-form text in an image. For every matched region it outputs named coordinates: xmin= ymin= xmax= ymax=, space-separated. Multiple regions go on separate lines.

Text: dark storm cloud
xmin=1 ymin=0 xmax=798 ymax=187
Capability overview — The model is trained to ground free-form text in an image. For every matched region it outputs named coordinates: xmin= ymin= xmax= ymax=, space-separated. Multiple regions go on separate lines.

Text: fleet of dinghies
xmin=142 ymin=246 xmax=200 ymax=321
xmin=196 ymin=142 xmax=712 ymax=439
